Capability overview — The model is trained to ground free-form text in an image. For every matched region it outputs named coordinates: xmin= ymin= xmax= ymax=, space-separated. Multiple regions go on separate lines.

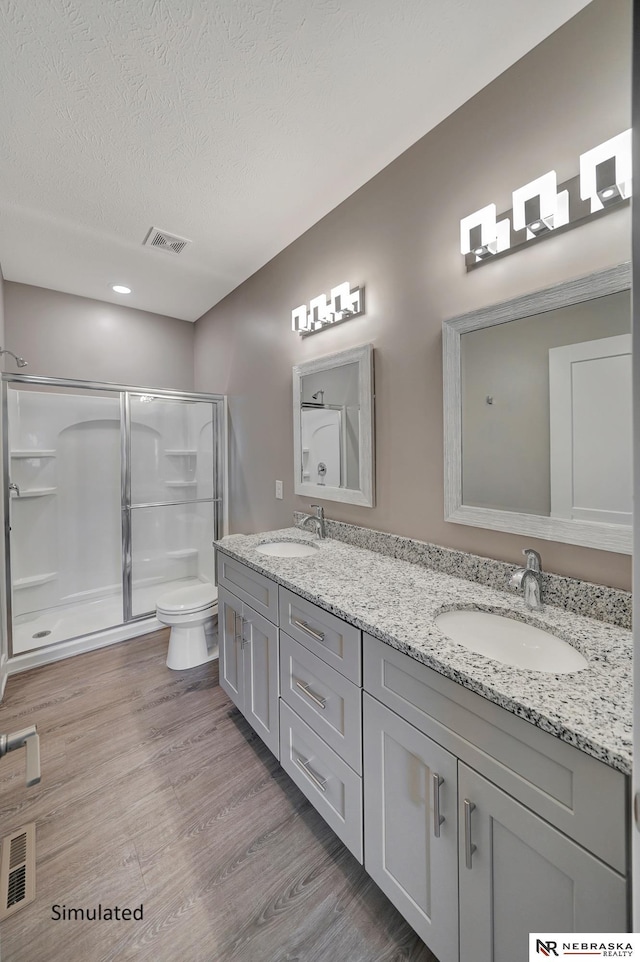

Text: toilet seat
xmin=156 ymin=583 xmax=217 ymax=615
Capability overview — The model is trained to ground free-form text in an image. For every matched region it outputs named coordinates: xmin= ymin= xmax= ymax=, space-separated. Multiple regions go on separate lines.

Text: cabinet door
xmin=242 ymin=605 xmax=279 ymax=757
xmin=218 ymin=586 xmax=244 ymax=712
xmin=458 ymin=763 xmax=628 ymax=962
xmin=363 ymin=694 xmax=459 ymax=962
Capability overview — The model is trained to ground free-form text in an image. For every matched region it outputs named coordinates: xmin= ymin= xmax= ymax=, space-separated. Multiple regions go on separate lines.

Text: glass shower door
xmin=126 ymin=395 xmax=219 ymax=619
xmin=7 ymin=384 xmax=123 ymax=653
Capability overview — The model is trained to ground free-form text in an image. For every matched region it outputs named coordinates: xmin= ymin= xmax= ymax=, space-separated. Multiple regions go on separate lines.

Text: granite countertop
xmin=215 ymin=527 xmax=633 ymax=775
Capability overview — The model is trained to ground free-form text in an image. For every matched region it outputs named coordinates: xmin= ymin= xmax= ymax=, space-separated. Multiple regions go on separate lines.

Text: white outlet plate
xmin=275 ymin=480 xmax=283 ymax=500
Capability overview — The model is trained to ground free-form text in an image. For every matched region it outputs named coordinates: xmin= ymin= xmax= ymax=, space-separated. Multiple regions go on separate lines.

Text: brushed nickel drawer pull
xmin=464 ymin=799 xmax=476 ymax=869
xmin=295 ymin=680 xmax=327 ymax=710
xmin=291 ymin=617 xmax=325 ymax=643
xmin=295 ymin=755 xmax=327 ymax=793
xmin=432 ymin=773 xmax=445 ymax=838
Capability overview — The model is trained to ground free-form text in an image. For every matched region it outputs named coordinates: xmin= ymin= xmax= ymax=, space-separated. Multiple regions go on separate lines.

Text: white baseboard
xmin=7 ymin=618 xmax=164 ymax=676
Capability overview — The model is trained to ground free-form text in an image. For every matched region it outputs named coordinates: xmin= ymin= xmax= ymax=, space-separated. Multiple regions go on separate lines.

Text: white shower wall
xmin=9 ymin=390 xmax=122 ymax=619
xmin=8 ymin=388 xmax=219 ymax=654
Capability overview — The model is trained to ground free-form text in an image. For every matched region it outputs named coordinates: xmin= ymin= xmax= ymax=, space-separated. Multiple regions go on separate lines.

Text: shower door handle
xmin=9 ymin=482 xmax=20 ymax=497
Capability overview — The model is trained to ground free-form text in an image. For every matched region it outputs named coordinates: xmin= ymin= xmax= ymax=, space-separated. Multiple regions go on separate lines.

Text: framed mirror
xmin=293 ymin=343 xmax=375 ymax=507
xmin=443 ymin=263 xmax=631 ymax=553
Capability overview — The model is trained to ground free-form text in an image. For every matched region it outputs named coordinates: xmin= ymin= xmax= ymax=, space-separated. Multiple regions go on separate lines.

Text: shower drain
xmin=32 ymin=630 xmax=51 ymax=639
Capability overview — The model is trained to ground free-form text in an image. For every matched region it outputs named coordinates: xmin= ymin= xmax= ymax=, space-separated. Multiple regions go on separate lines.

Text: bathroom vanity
xmin=215 ymin=527 xmax=631 ymax=962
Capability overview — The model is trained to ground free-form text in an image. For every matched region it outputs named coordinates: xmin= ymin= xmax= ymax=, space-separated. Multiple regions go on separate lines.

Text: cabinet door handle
xmin=464 ymin=799 xmax=477 ymax=869
xmin=291 ymin=617 xmax=325 ymax=643
xmin=295 ymin=680 xmax=327 ymax=710
xmin=432 ymin=773 xmax=445 ymax=838
xmin=295 ymin=755 xmax=327 ymax=793
xmin=234 ymin=611 xmax=249 ymax=649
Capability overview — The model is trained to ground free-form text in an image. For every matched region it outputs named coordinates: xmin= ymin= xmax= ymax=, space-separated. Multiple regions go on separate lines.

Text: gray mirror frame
xmin=293 ymin=343 xmax=375 ymax=507
xmin=442 ymin=262 xmax=632 ymax=554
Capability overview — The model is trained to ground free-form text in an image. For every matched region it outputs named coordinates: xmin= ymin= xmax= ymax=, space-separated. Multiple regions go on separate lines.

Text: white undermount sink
xmin=435 ymin=609 xmax=588 ymax=673
xmin=255 ymin=540 xmax=319 ymax=558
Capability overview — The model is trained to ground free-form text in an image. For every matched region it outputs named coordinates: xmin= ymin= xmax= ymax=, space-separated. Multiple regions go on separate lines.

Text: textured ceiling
xmin=0 ymin=0 xmax=592 ymax=321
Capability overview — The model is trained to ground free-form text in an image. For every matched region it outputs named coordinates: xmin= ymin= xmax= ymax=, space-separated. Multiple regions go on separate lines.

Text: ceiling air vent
xmin=143 ymin=227 xmax=191 ymax=255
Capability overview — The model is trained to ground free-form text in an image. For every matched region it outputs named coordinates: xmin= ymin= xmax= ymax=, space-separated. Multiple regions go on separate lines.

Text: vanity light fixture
xmin=512 ymin=171 xmax=569 ymax=238
xmin=579 ymin=129 xmax=632 ymax=212
xmin=292 ymin=282 xmax=364 ymax=336
xmin=460 ymin=204 xmax=510 ymax=261
xmin=111 ymin=284 xmax=132 ymax=294
xmin=460 ymin=129 xmax=631 ymax=271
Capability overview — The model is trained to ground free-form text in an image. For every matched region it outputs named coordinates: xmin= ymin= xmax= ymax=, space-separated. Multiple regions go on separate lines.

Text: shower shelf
xmin=164 ymin=450 xmax=197 ymax=456
xmin=13 ymin=572 xmax=58 ymax=589
xmin=165 ymin=480 xmax=198 ymax=487
xmin=10 ymin=450 xmax=56 ymax=458
xmin=11 ymin=487 xmax=57 ymax=498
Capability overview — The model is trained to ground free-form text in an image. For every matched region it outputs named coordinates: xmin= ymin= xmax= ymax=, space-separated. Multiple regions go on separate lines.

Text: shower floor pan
xmin=12 ymin=576 xmax=207 ymax=654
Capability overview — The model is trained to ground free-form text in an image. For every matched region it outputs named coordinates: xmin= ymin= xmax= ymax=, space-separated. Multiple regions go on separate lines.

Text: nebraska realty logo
xmin=530 ymin=935 xmax=640 ymax=959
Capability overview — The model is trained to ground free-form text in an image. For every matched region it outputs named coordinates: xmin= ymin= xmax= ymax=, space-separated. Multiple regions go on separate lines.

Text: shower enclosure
xmin=2 ymin=375 xmax=226 ymax=659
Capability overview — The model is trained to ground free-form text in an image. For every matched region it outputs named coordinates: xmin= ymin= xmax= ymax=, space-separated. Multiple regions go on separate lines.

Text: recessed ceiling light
xmin=112 ymin=284 xmax=132 ymax=294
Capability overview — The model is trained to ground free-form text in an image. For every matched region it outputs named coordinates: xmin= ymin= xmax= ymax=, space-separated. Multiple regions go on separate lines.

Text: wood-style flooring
xmin=0 ymin=631 xmax=437 ymax=962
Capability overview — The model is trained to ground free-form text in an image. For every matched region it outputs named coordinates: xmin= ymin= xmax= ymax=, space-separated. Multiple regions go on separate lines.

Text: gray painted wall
xmin=193 ymin=0 xmax=633 ymax=589
xmin=4 ymin=282 xmax=195 ymax=391
xmin=461 ymin=291 xmax=631 ymax=515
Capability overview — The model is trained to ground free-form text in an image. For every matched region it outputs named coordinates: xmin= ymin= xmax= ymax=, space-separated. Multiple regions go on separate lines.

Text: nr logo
xmin=536 ymin=941 xmax=559 ymax=957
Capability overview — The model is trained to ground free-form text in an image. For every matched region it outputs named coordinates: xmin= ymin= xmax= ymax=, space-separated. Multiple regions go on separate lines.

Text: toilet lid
xmin=157 ymin=583 xmax=218 ymax=614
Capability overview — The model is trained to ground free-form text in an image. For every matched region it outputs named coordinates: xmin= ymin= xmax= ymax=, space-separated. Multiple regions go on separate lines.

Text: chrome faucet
xmin=299 ymin=504 xmax=326 ymax=539
xmin=509 ymin=548 xmax=543 ymax=610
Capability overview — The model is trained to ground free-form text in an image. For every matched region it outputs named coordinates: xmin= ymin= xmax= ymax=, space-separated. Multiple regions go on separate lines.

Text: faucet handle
xmin=523 ymin=548 xmax=542 ymax=572
xmin=310 ymin=504 xmax=324 ymax=518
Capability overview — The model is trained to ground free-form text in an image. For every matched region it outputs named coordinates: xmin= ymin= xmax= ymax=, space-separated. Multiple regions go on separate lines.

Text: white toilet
xmin=156 ymin=583 xmax=218 ymax=670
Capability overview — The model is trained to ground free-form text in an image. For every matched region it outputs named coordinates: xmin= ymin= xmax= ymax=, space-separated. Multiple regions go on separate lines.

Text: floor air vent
xmin=143 ymin=226 xmax=191 ymax=255
xmin=0 ymin=824 xmax=36 ymax=920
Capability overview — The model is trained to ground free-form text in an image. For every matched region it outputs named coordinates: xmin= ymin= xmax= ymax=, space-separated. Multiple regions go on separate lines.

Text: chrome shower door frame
xmin=2 ymin=374 xmax=226 ymax=656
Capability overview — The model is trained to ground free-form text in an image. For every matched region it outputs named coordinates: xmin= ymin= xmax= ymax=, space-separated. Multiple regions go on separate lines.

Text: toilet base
xmin=166 ymin=623 xmax=216 ymax=670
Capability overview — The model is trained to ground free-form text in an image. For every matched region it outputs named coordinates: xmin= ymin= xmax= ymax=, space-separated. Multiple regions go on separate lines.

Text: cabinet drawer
xmin=279 ymin=587 xmax=361 ymax=683
xmin=280 ymin=701 xmax=363 ymax=863
xmin=217 ymin=552 xmax=279 ymax=623
xmin=364 ymin=633 xmax=627 ymax=874
xmin=280 ymin=632 xmax=362 ymax=773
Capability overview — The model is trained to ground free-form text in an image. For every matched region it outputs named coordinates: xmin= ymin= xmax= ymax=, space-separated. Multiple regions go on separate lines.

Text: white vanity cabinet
xmin=363 ymin=634 xmax=628 ymax=962
xmin=278 ymin=589 xmax=364 ymax=862
xmin=217 ymin=556 xmax=280 ymax=756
